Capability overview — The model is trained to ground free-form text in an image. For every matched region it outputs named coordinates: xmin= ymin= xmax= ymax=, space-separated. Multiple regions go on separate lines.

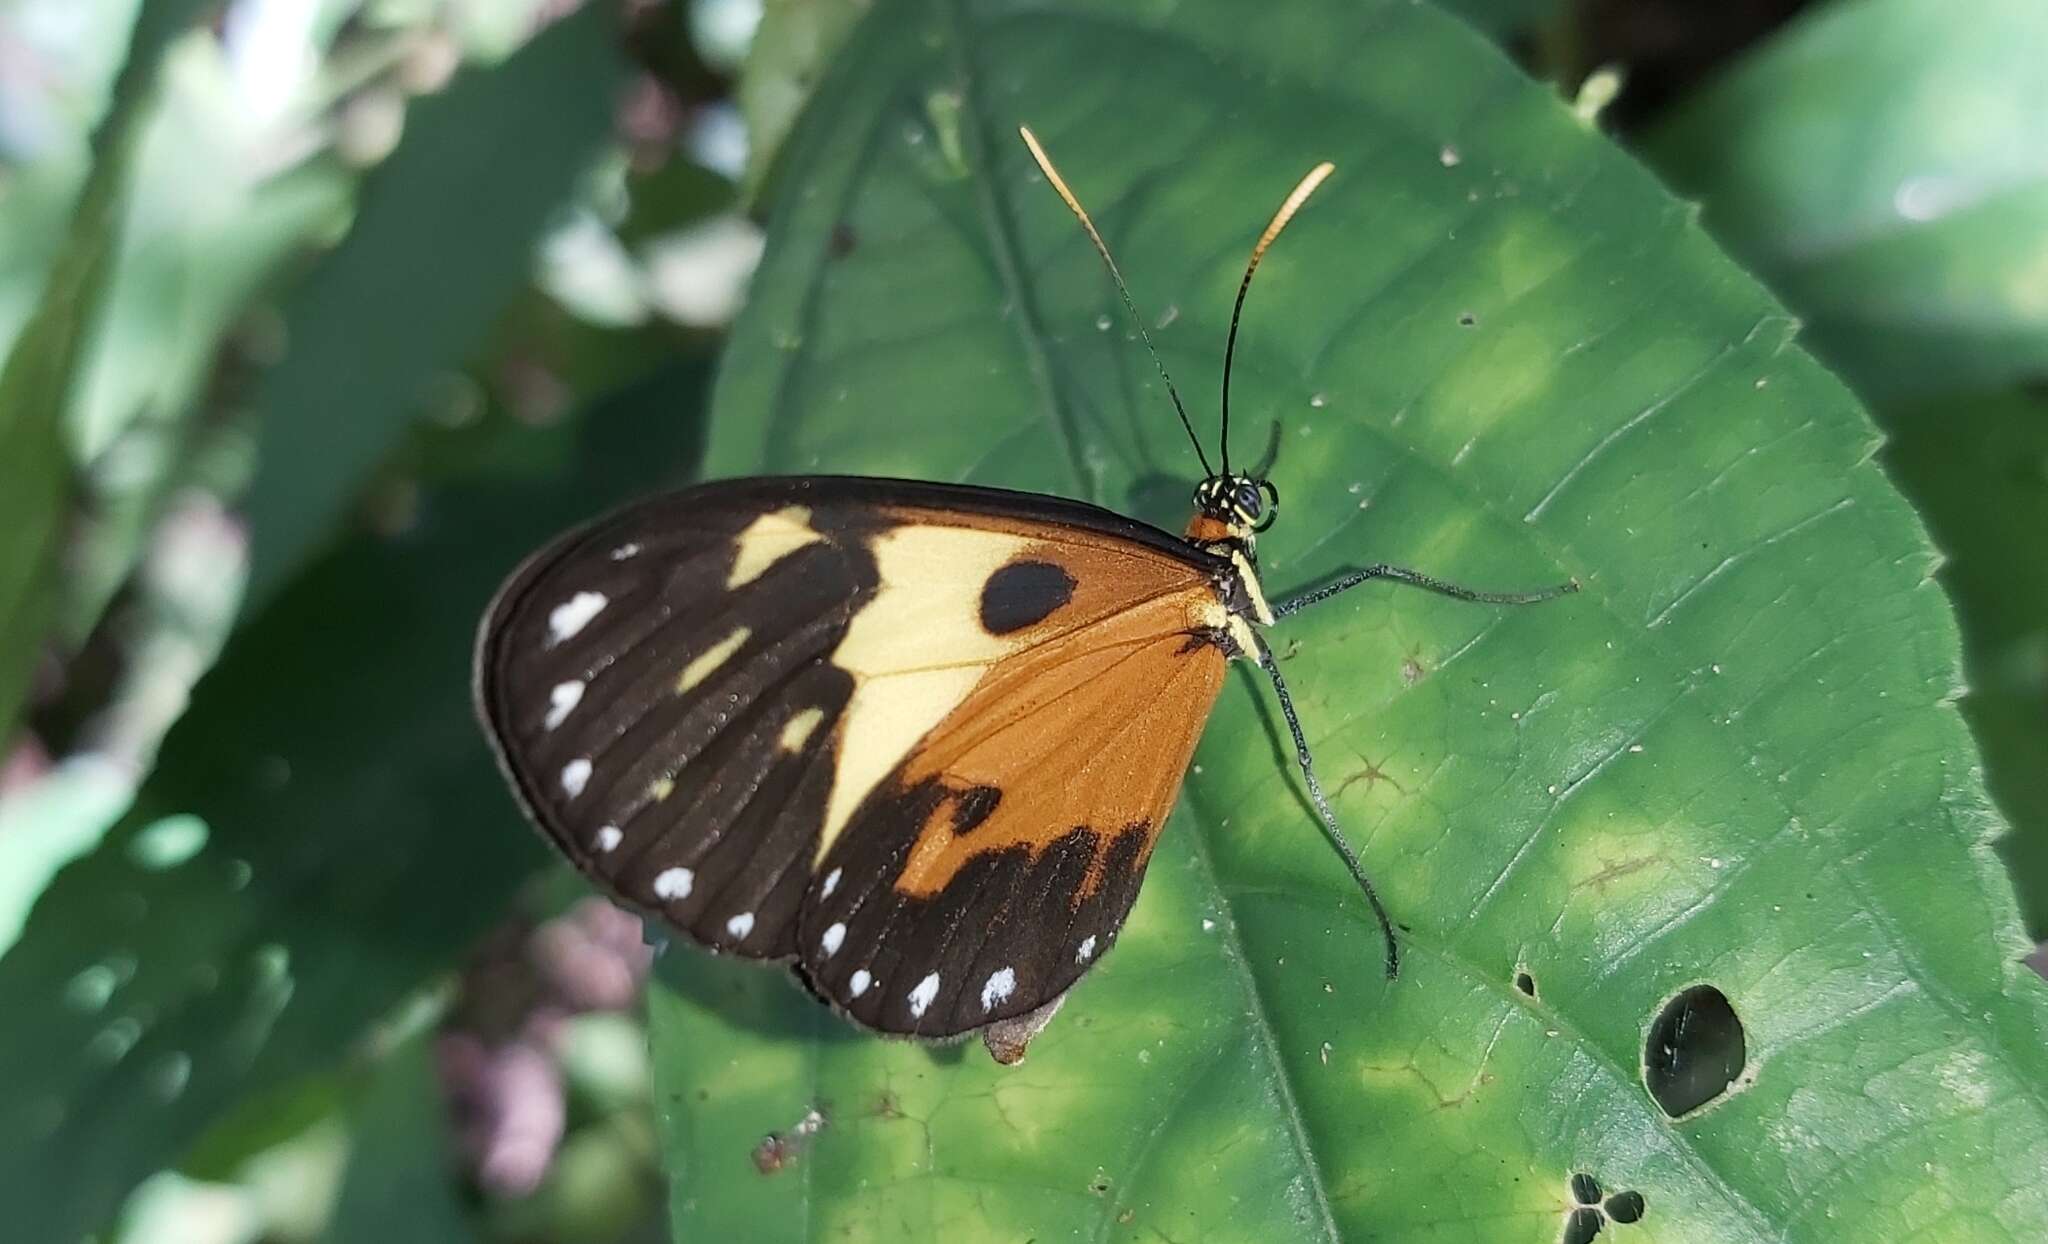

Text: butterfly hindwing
xmin=795 ymin=593 xmax=1229 ymax=1035
xmin=475 ymin=476 xmax=1235 ymax=1032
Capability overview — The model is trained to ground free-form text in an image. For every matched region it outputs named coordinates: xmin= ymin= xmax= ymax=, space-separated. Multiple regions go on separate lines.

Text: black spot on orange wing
xmin=794 ymin=586 xmax=1226 ymax=1037
xmin=979 ymin=559 xmax=1077 ymax=633
xmin=951 ymin=785 xmax=1002 ymax=833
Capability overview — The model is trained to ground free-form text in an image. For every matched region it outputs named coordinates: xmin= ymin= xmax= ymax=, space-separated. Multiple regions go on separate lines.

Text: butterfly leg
xmin=1256 ymin=643 xmax=1401 ymax=980
xmin=1273 ymin=564 xmax=1578 ymax=619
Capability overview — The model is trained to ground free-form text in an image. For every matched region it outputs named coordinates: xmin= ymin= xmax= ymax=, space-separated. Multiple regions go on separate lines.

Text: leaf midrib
xmin=753 ymin=2 xmax=2043 ymax=1237
xmin=927 ymin=2 xmax=1374 ymax=1230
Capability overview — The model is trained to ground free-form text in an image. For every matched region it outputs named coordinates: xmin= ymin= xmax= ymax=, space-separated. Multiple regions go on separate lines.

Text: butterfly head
xmin=1194 ymin=472 xmax=1280 ymax=539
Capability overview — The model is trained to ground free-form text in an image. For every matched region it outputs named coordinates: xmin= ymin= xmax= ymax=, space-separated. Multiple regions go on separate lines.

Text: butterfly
xmin=474 ymin=126 xmax=1575 ymax=1063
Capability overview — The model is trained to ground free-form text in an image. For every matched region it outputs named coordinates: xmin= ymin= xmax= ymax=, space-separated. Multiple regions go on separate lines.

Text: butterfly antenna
xmin=1220 ymin=161 xmax=1334 ymax=476
xmin=1019 ymin=125 xmax=1213 ymax=478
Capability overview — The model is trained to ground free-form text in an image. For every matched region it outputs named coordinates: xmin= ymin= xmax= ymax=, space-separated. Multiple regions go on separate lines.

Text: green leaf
xmin=1610 ymin=1 xmax=2048 ymax=924
xmin=649 ymin=0 xmax=2048 ymax=1239
xmin=1882 ymin=392 xmax=2048 ymax=933
xmin=0 ymin=356 xmax=710 ymax=1243
xmin=0 ymin=757 xmax=134 ymax=953
xmin=58 ymin=38 xmax=353 ymax=645
xmin=1431 ymin=0 xmax=1567 ymax=43
xmin=1642 ymin=0 xmax=2048 ymax=402
xmin=322 ymin=1037 xmax=478 ymax=1244
xmin=0 ymin=0 xmax=214 ymax=740
xmin=735 ymin=0 xmax=869 ymax=203
xmin=239 ymin=1 xmax=627 ymax=610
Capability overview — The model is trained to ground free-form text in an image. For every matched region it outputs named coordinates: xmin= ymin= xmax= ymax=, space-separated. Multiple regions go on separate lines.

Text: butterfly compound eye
xmin=1248 ymin=479 xmax=1279 ymax=532
xmin=1234 ymin=480 xmax=1264 ymax=517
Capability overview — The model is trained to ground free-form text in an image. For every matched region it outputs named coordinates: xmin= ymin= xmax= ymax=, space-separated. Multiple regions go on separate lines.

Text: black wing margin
xmin=474 ymin=481 xmax=873 ymax=959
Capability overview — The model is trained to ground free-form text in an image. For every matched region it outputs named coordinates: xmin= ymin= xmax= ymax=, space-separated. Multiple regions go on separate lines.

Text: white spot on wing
xmin=1076 ymin=934 xmax=1097 ymax=964
xmin=726 ymin=506 xmax=824 ymax=589
xmin=820 ymin=867 xmax=841 ymax=899
xmin=821 ymin=922 xmax=846 ymax=957
xmin=779 ymin=706 xmax=827 ymax=752
xmin=725 ymin=911 xmax=755 ymax=939
xmin=908 ymin=972 xmax=941 ymax=1019
xmin=609 ymin=542 xmax=641 ymax=560
xmin=653 ymin=867 xmax=693 ymax=900
xmin=545 ymin=679 xmax=585 ymax=730
xmin=560 ymin=758 xmax=592 ymax=799
xmin=980 ymin=967 xmax=1016 ymax=1011
xmin=676 ymin=626 xmax=752 ymax=693
xmin=548 ymin=592 xmax=607 ymax=645
xmin=849 ymin=969 xmax=872 ymax=998
xmin=593 ymin=826 xmax=623 ymax=853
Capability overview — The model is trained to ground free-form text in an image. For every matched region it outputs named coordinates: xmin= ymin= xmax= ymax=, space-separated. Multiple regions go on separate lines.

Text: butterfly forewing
xmin=475 ymin=477 xmax=1235 ymax=1035
xmin=475 ymin=485 xmax=871 ymax=958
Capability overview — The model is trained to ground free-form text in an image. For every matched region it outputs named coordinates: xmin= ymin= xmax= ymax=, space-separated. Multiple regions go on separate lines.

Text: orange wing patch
xmin=798 ymin=562 xmax=1230 ymax=1037
xmin=893 ymin=585 xmax=1226 ymax=900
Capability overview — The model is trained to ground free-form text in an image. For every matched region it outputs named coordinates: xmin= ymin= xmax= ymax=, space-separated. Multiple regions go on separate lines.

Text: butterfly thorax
xmin=1185 ymin=473 xmax=1278 ymax=634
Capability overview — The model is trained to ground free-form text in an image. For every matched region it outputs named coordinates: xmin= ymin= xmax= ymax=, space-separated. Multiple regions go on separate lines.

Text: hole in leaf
xmin=1644 ymin=984 xmax=1746 ymax=1117
xmin=1561 ymin=1205 xmax=1604 ymax=1244
xmin=1515 ymin=969 xmax=1538 ymax=998
xmin=1569 ymin=1171 xmax=1602 ymax=1205
xmin=1457 ymin=311 xmax=1478 ymax=327
xmin=1606 ymin=1190 xmax=1647 ymax=1224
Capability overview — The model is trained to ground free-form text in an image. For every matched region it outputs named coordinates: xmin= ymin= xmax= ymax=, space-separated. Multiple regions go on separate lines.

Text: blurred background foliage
xmin=0 ymin=0 xmax=2039 ymax=1240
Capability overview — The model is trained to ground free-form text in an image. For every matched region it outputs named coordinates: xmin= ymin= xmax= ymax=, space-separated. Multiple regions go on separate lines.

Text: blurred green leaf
xmin=735 ymin=0 xmax=867 ymax=203
xmin=322 ymin=1037 xmax=477 ymax=1244
xmin=0 ymin=354 xmax=710 ymax=1243
xmin=59 ymin=34 xmax=354 ymax=644
xmin=1882 ymin=392 xmax=2048 ymax=928
xmin=649 ymin=0 xmax=2048 ymax=1239
xmin=240 ymin=1 xmax=627 ymax=610
xmin=0 ymin=0 xmax=168 ymax=341
xmin=0 ymin=1 xmax=212 ymax=742
xmin=1643 ymin=0 xmax=2048 ymax=401
xmin=0 ymin=758 xmax=134 ymax=951
xmin=1431 ymin=0 xmax=1566 ymax=42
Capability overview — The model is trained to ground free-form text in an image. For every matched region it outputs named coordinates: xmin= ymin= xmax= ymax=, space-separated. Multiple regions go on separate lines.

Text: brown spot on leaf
xmin=752 ymin=1133 xmax=793 ymax=1175
xmin=1334 ymin=752 xmax=1404 ymax=799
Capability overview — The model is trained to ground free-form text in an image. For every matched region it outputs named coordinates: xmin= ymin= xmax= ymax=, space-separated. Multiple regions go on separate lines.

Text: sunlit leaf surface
xmin=1624 ymin=0 xmax=2048 ymax=933
xmin=649 ymin=0 xmax=2048 ymax=1240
